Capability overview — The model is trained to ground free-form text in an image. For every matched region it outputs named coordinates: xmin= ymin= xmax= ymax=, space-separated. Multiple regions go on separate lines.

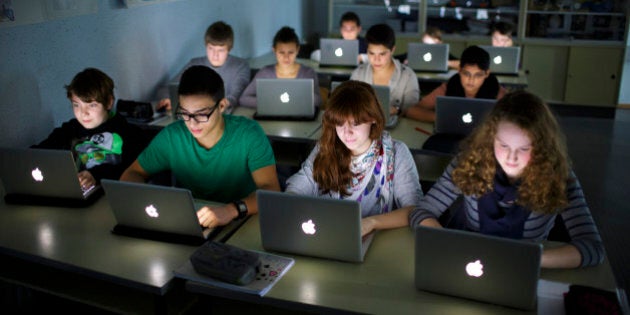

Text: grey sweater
xmin=286 ymin=133 xmax=423 ymax=217
xmin=409 ymin=160 xmax=605 ymax=267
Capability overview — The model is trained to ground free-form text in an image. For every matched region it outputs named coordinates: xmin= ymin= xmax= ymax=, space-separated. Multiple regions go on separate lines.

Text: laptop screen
xmin=406 ymin=43 xmax=449 ymax=72
xmin=479 ymin=46 xmax=521 ymax=75
xmin=255 ymin=78 xmax=315 ymax=119
xmin=319 ymin=38 xmax=359 ymax=67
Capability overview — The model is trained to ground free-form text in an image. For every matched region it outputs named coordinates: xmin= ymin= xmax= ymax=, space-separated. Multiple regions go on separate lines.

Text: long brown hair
xmin=452 ymin=90 xmax=571 ymax=214
xmin=313 ymin=81 xmax=385 ymax=196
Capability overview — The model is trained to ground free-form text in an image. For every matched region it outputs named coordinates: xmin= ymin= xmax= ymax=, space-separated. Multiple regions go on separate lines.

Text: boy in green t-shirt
xmin=121 ymin=65 xmax=280 ymax=228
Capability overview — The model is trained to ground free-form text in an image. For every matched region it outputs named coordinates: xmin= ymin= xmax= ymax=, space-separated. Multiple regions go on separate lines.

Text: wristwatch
xmin=232 ymin=200 xmax=248 ymax=220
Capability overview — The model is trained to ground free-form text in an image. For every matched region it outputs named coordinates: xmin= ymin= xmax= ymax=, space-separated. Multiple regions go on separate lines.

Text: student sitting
xmin=286 ymin=81 xmax=423 ymax=237
xmin=158 ymin=21 xmax=250 ymax=112
xmin=350 ymin=23 xmax=420 ymax=117
xmin=405 ymin=45 xmax=507 ymax=123
xmin=311 ymin=11 xmax=368 ymax=64
xmin=490 ymin=21 xmax=515 ymax=47
xmin=239 ymin=26 xmax=322 ymax=108
xmin=33 ymin=68 xmax=148 ymax=189
xmin=398 ymin=26 xmax=459 ymax=70
xmin=121 ymin=66 xmax=281 ymax=228
xmin=410 ymin=90 xmax=605 ymax=269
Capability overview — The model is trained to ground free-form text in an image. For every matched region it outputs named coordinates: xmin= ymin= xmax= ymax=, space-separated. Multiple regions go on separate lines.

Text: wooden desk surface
xmin=149 ymin=108 xmax=322 ymax=142
xmin=188 ymin=215 xmax=617 ymax=315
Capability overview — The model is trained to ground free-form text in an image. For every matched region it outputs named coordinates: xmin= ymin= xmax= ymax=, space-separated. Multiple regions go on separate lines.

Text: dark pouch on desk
xmin=116 ymin=99 xmax=153 ymax=122
xmin=564 ymin=284 xmax=622 ymax=315
xmin=190 ymin=241 xmax=260 ymax=286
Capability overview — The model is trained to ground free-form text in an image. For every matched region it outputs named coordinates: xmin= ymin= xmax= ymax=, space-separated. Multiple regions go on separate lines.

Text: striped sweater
xmin=409 ymin=160 xmax=605 ymax=267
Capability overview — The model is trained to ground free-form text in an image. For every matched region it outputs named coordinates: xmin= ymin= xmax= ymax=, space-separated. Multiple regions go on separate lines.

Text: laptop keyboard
xmin=81 ymin=184 xmax=97 ymax=197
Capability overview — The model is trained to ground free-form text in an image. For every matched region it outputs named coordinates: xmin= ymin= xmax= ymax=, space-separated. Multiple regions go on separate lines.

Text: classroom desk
xmin=0 ymin=188 xmax=242 ymax=314
xmin=248 ymin=53 xmax=528 ymax=89
xmin=148 ymin=108 xmax=322 ymax=142
xmin=186 ymin=215 xmax=618 ymax=315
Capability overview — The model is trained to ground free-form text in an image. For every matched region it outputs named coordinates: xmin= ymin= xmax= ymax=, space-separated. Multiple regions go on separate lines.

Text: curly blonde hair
xmin=452 ymin=90 xmax=571 ymax=214
xmin=313 ymin=81 xmax=385 ymax=196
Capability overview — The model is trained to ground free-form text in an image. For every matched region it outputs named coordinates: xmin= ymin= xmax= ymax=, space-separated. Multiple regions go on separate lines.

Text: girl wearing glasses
xmin=286 ymin=81 xmax=423 ymax=237
xmin=405 ymin=45 xmax=507 ymax=123
xmin=33 ymin=68 xmax=148 ymax=190
xmin=239 ymin=26 xmax=322 ymax=108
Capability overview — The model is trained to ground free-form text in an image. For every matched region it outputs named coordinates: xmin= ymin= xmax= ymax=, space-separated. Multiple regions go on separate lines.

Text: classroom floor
xmin=556 ymin=107 xmax=630 ymax=312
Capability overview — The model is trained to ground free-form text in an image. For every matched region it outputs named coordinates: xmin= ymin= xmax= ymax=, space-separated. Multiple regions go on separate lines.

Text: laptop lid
xmin=257 ymin=190 xmax=374 ymax=263
xmin=479 ymin=46 xmax=521 ymax=75
xmin=168 ymin=81 xmax=179 ymax=116
xmin=0 ymin=148 xmax=99 ymax=201
xmin=254 ymin=78 xmax=316 ymax=121
xmin=330 ymin=82 xmax=397 ymax=129
xmin=414 ymin=226 xmax=542 ymax=310
xmin=406 ymin=43 xmax=449 ymax=73
xmin=319 ymin=38 xmax=359 ymax=67
xmin=434 ymin=96 xmax=496 ymax=136
xmin=101 ymin=179 xmax=221 ymax=245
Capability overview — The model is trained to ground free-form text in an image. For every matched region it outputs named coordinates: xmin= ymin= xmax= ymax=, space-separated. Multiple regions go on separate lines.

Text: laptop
xmin=319 ymin=38 xmax=359 ymax=67
xmin=0 ymin=148 xmax=101 ymax=206
xmin=168 ymin=81 xmax=180 ymax=116
xmin=406 ymin=43 xmax=449 ymax=73
xmin=253 ymin=78 xmax=318 ymax=121
xmin=479 ymin=45 xmax=521 ymax=76
xmin=330 ymin=82 xmax=398 ymax=129
xmin=257 ymin=190 xmax=375 ymax=263
xmin=414 ymin=226 xmax=542 ymax=310
xmin=434 ymin=96 xmax=496 ymax=136
xmin=101 ymin=179 xmax=223 ymax=245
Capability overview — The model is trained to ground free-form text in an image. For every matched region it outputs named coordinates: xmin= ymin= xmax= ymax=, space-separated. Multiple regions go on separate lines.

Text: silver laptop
xmin=257 ymin=190 xmax=375 ymax=263
xmin=479 ymin=45 xmax=521 ymax=76
xmin=254 ymin=78 xmax=317 ymax=121
xmin=0 ymin=148 xmax=100 ymax=204
xmin=434 ymin=96 xmax=496 ymax=136
xmin=406 ymin=43 xmax=449 ymax=73
xmin=319 ymin=38 xmax=359 ymax=67
xmin=415 ymin=226 xmax=542 ymax=310
xmin=101 ymin=179 xmax=222 ymax=245
xmin=168 ymin=81 xmax=180 ymax=116
xmin=330 ymin=82 xmax=398 ymax=129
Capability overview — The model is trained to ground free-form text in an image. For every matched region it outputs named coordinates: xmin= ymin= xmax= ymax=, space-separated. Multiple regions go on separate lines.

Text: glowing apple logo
xmin=145 ymin=204 xmax=159 ymax=218
xmin=334 ymin=47 xmax=343 ymax=57
xmin=422 ymin=52 xmax=432 ymax=62
xmin=466 ymin=260 xmax=484 ymax=277
xmin=31 ymin=167 xmax=44 ymax=182
xmin=493 ymin=55 xmax=503 ymax=64
xmin=301 ymin=219 xmax=316 ymax=235
xmin=280 ymin=92 xmax=290 ymax=103
xmin=462 ymin=113 xmax=473 ymax=124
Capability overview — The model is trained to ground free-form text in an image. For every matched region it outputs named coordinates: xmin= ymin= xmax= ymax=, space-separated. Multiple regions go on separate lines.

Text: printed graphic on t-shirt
xmin=74 ymin=132 xmax=123 ymax=169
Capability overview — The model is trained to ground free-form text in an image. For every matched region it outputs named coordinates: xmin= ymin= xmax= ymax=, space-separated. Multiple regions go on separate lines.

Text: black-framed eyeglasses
xmin=175 ymin=100 xmax=219 ymax=123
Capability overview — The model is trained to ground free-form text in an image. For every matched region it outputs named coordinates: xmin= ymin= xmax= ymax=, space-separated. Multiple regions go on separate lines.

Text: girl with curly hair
xmin=410 ymin=90 xmax=604 ymax=268
xmin=286 ymin=80 xmax=423 ymax=237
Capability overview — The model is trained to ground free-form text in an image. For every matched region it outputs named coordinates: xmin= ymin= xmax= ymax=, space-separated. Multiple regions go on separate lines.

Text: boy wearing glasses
xmin=121 ymin=66 xmax=280 ymax=228
xmin=33 ymin=68 xmax=148 ymax=190
xmin=405 ymin=45 xmax=507 ymax=123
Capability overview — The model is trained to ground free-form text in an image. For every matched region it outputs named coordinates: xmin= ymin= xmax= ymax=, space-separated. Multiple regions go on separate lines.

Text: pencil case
xmin=190 ymin=241 xmax=260 ymax=285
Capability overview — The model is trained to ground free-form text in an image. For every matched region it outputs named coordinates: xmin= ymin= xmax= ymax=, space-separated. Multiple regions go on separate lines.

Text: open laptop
xmin=434 ymin=96 xmax=496 ymax=136
xmin=319 ymin=38 xmax=359 ymax=67
xmin=254 ymin=78 xmax=318 ymax=121
xmin=330 ymin=82 xmax=398 ymax=129
xmin=479 ymin=45 xmax=521 ymax=76
xmin=414 ymin=226 xmax=542 ymax=310
xmin=0 ymin=148 xmax=101 ymax=206
xmin=101 ymin=179 xmax=223 ymax=245
xmin=257 ymin=190 xmax=375 ymax=263
xmin=406 ymin=43 xmax=449 ymax=73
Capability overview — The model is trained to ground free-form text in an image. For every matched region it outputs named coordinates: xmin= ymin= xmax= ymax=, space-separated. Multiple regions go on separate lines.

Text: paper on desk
xmin=173 ymin=250 xmax=294 ymax=297
xmin=537 ymin=279 xmax=570 ymax=315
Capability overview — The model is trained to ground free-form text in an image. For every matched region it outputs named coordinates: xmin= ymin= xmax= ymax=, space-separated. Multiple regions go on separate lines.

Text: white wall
xmin=0 ymin=0 xmax=317 ymax=148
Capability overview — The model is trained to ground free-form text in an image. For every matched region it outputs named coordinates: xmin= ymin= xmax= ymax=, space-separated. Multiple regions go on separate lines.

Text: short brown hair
xmin=65 ymin=68 xmax=114 ymax=110
xmin=204 ymin=21 xmax=234 ymax=49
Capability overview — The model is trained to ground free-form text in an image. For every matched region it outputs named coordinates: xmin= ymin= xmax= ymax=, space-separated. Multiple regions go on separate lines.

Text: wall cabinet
xmin=328 ymin=0 xmax=628 ymax=107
